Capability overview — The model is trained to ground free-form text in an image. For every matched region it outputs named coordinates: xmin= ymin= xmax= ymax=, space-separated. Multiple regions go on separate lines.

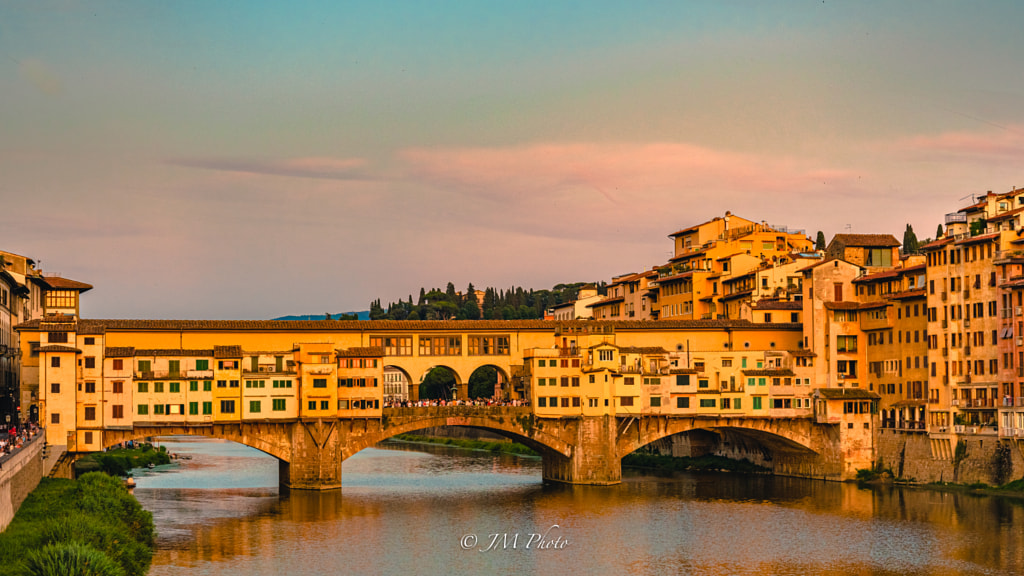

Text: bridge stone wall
xmin=74 ymin=408 xmax=858 ymax=489
xmin=0 ymin=434 xmax=45 ymax=531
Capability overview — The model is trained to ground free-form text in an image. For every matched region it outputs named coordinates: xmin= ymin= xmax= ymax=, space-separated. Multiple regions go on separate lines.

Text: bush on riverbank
xmin=74 ymin=444 xmax=171 ymax=477
xmin=622 ymin=452 xmax=768 ymax=474
xmin=0 ymin=473 xmax=154 ymax=576
xmin=391 ymin=434 xmax=539 ymax=456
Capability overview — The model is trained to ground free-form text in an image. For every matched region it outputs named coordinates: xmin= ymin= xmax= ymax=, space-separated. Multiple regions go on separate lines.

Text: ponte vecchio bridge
xmin=17 ymin=319 xmax=876 ymax=487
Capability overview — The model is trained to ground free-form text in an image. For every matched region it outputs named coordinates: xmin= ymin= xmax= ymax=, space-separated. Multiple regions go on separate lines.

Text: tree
xmin=369 ymin=299 xmax=386 ymax=320
xmin=446 ymin=282 xmax=458 ymax=303
xmin=902 ymin=224 xmax=920 ymax=254
xmin=419 ymin=367 xmax=456 ymax=400
xmin=468 ymin=366 xmax=497 ymax=399
xmin=936 ymin=223 xmax=944 ymax=239
xmin=324 ymin=312 xmax=332 ymax=320
xmin=434 ymin=300 xmax=459 ymax=320
xmin=418 ymin=287 xmax=426 ymax=305
xmin=815 ymin=231 xmax=826 ymax=251
xmin=462 ymin=298 xmax=481 ymax=320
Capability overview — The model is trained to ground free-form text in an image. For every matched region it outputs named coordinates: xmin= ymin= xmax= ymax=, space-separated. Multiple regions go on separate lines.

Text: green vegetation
xmin=0 ymin=473 xmax=155 ymax=576
xmin=622 ymin=453 xmax=768 ymax=474
xmin=902 ymin=224 xmax=919 ymax=254
xmin=74 ymin=443 xmax=171 ymax=477
xmin=854 ymin=462 xmax=895 ymax=483
xmin=391 ymin=433 xmax=538 ymax=457
xmin=369 ymin=281 xmax=608 ymax=321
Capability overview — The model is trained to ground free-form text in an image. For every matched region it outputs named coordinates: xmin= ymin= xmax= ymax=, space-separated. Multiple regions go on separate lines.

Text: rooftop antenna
xmin=845 ymin=224 xmax=852 ymax=233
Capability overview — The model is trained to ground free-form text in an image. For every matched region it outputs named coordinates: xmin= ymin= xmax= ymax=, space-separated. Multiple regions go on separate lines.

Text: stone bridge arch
xmin=101 ymin=422 xmax=295 ymax=463
xmin=340 ymin=407 xmax=573 ymax=461
xmin=616 ymin=416 xmax=842 ymax=480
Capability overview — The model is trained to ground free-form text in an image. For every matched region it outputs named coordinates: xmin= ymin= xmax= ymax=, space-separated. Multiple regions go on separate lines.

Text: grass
xmin=390 ymin=434 xmax=539 ymax=456
xmin=74 ymin=444 xmax=171 ymax=477
xmin=0 ymin=473 xmax=154 ymax=576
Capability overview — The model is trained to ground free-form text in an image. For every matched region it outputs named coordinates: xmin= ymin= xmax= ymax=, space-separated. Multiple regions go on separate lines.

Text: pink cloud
xmin=893 ymin=125 xmax=1024 ymax=162
xmin=399 ymin=142 xmax=860 ymax=201
xmin=168 ymin=156 xmax=371 ymax=180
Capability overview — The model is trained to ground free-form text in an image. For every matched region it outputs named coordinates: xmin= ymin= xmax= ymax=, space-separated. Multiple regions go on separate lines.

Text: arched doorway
xmin=466 ymin=365 xmax=510 ymax=400
xmin=418 ymin=366 xmax=462 ymax=401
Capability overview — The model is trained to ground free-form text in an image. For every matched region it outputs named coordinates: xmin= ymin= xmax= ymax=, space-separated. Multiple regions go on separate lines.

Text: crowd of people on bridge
xmin=384 ymin=398 xmax=530 ymax=409
xmin=0 ymin=422 xmax=42 ymax=462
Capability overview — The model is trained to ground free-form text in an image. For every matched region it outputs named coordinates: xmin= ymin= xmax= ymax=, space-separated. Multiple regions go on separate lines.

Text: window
xmin=203 ymin=380 xmax=212 ymax=391
xmin=154 ymin=382 xmax=164 ymax=393
xmin=620 ymin=397 xmax=634 ymax=407
xmin=202 ymin=402 xmax=212 ymax=415
xmin=48 ymin=332 xmax=68 ymax=343
xmin=836 ymin=336 xmax=858 ymax=352
xmin=138 ymin=360 xmax=151 ymax=373
xmin=220 ymin=400 xmax=236 ymax=414
xmin=112 ymin=405 xmax=124 ymax=418
xmin=189 ymin=402 xmax=198 ymax=415
xmin=650 ymin=397 xmax=662 ymax=407
xmin=313 ymin=378 xmax=327 ymax=388
xmin=676 ymin=374 xmax=690 ymax=386
xmin=538 ymin=397 xmax=547 ymax=408
xmin=154 ymin=404 xmax=165 ymax=415
xmin=84 ymin=357 xmax=96 ymax=369
xmin=699 ymin=399 xmax=716 ymax=408
xmin=467 ymin=335 xmax=511 ymax=355
xmin=308 ymin=401 xmax=317 ymax=410
xmin=676 ymin=397 xmax=690 ymax=408
xmin=320 ymin=400 xmax=329 ymax=410
xmin=250 ymin=401 xmax=261 ymax=413
xmin=753 ymin=397 xmax=762 ymax=410
xmin=196 ymin=359 xmax=209 ymax=370
xmin=137 ymin=382 xmax=148 ymax=393
xmin=273 ymin=399 xmax=286 ymax=411
xmin=137 ymin=404 xmax=148 ymax=415
xmin=85 ymin=381 xmax=95 ymax=393
xmin=190 ymin=381 xmax=199 ymax=392
xmin=51 ymin=413 xmax=60 ymax=424
xmin=84 ymin=407 xmax=96 ymax=420
xmin=112 ymin=359 xmax=123 ymax=371
xmin=50 ymin=357 xmax=60 ymax=368
xmin=169 ymin=382 xmax=180 ymax=393
xmin=598 ymin=349 xmax=613 ymax=361
xmin=368 ymin=336 xmax=413 ymax=356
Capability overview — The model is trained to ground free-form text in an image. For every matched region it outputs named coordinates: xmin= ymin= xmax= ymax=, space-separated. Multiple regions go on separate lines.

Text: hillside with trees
xmin=369 ymin=281 xmax=606 ymax=321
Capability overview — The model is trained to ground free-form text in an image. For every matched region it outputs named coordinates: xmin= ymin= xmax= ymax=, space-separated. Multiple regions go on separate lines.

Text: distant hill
xmin=273 ymin=311 xmax=370 ymax=321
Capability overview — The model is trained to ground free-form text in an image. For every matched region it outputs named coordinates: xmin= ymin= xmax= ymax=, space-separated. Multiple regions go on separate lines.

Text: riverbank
xmin=0 ymin=472 xmax=155 ymax=576
xmin=389 ymin=434 xmax=539 ymax=456
xmin=73 ymin=443 xmax=172 ymax=477
xmin=622 ymin=452 xmax=770 ymax=474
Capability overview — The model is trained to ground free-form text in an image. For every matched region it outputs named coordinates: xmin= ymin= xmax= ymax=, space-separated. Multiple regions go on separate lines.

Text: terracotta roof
xmin=988 ymin=205 xmax=1024 ymax=222
xmin=824 ymin=302 xmax=860 ymax=310
xmin=78 ymin=324 xmax=106 ymax=335
xmin=816 ymin=388 xmax=880 ymax=400
xmin=891 ymin=399 xmax=927 ymax=408
xmin=752 ymin=300 xmax=802 ymax=311
xmin=654 ymin=270 xmax=697 ymax=283
xmin=38 ymin=345 xmax=81 ymax=353
xmin=718 ymin=289 xmax=754 ymax=302
xmin=830 ymin=234 xmax=900 ymax=248
xmin=618 ymin=346 xmax=669 ymax=355
xmin=335 ymin=346 xmax=385 ymax=357
xmin=14 ymin=317 xmax=802 ymax=333
xmin=39 ymin=276 xmax=93 ymax=292
xmin=214 ymin=345 xmax=242 ymax=358
xmin=920 ymin=237 xmax=954 ymax=251
xmin=955 ymin=232 xmax=999 ymax=246
xmin=104 ymin=347 xmax=135 ymax=357
xmin=670 ymin=368 xmax=699 ymax=375
xmin=790 ymin=349 xmax=816 ymax=357
xmin=857 ymin=301 xmax=888 ymax=310
xmin=889 ymin=289 xmax=927 ymax=300
xmin=587 ymin=295 xmax=625 ymax=308
xmin=958 ymin=200 xmax=987 ymax=213
xmin=852 ymin=269 xmax=899 ymax=283
xmin=742 ymin=369 xmax=795 ymax=376
xmin=135 ymin=349 xmax=214 ymax=357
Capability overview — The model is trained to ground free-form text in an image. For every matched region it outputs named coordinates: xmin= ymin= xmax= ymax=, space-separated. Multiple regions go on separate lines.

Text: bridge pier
xmin=542 ymin=415 xmax=621 ymax=485
xmin=281 ymin=420 xmax=342 ymax=490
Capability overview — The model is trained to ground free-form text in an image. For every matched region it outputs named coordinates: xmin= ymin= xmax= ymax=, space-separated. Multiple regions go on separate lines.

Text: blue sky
xmin=3 ymin=1 xmax=1024 ymax=318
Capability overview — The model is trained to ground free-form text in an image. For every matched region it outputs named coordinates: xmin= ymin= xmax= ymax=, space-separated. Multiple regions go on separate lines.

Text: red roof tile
xmin=830 ymin=234 xmax=901 ymax=248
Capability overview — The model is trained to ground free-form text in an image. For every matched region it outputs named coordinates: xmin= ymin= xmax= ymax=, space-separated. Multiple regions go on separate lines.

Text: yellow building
xmin=656 ymin=212 xmax=813 ymax=321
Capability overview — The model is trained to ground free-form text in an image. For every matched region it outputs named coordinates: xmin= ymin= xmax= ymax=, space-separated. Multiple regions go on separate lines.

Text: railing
xmin=946 ymin=212 xmax=968 ymax=224
xmin=306 ymin=367 xmax=334 ymax=375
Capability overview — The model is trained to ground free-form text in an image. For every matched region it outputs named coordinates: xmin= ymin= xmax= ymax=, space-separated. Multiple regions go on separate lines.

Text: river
xmin=132 ymin=437 xmax=1024 ymax=575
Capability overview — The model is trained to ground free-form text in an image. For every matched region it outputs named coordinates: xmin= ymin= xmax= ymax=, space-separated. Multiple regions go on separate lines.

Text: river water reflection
xmin=134 ymin=437 xmax=1024 ymax=575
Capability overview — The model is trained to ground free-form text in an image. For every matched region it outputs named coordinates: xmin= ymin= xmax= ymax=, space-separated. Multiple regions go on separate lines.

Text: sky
xmin=3 ymin=1 xmax=1024 ymax=319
